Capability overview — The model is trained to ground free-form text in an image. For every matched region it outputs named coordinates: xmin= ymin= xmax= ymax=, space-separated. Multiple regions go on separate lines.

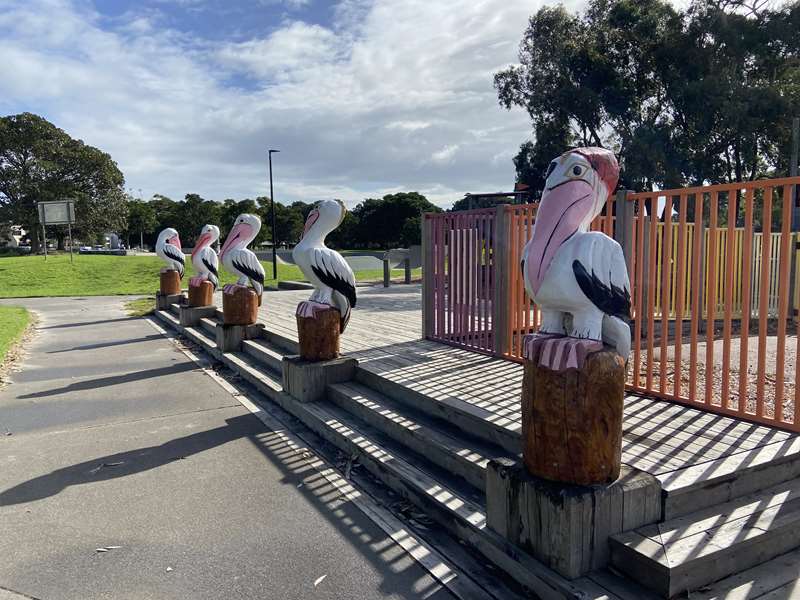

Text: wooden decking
xmin=243 ymin=284 xmax=799 ymax=489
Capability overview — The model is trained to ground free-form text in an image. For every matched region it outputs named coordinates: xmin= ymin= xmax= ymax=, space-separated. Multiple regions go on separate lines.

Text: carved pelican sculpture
xmin=156 ymin=228 xmax=185 ymax=277
xmin=219 ymin=213 xmax=265 ymax=300
xmin=521 ymin=147 xmax=630 ymax=366
xmin=190 ymin=224 xmax=220 ymax=290
xmin=293 ymin=199 xmax=356 ymax=332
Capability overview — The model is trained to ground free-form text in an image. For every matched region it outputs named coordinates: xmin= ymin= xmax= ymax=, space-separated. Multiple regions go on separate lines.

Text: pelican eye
xmin=572 ymin=165 xmax=583 ymax=176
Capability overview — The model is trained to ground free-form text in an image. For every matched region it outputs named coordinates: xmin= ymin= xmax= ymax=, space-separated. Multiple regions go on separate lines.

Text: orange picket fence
xmin=423 ymin=176 xmax=800 ymax=432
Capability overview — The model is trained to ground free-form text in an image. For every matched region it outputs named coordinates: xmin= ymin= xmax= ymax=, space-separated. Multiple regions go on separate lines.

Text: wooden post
xmin=789 ymin=118 xmax=799 ymax=316
xmin=383 ymin=257 xmax=390 ymax=287
xmin=160 ymin=270 xmax=181 ymax=295
xmin=188 ymin=281 xmax=214 ymax=307
xmin=421 ymin=216 xmax=435 ymax=339
xmin=297 ymin=306 xmax=341 ymax=361
xmin=521 ymin=349 xmax=624 ymax=485
xmin=791 ymin=116 xmax=799 ymax=228
xmin=222 ymin=286 xmax=258 ymax=325
xmin=492 ymin=205 xmax=512 ymax=356
xmin=403 ymin=257 xmax=411 ymax=284
xmin=614 ymin=190 xmax=634 ymax=277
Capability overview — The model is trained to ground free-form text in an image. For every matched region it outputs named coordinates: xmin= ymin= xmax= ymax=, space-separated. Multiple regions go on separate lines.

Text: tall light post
xmin=268 ymin=149 xmax=280 ymax=280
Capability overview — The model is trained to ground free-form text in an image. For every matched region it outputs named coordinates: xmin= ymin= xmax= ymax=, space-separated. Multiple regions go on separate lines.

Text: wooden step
xmin=327 ymin=381 xmax=513 ymax=491
xmin=155 ymin=309 xmax=179 ymax=328
xmin=354 ymin=367 xmax=521 ymax=455
xmin=220 ymin=351 xmax=283 ymax=401
xmin=659 ymin=434 xmax=800 ymax=519
xmin=182 ymin=325 xmax=220 ymax=360
xmin=199 ymin=317 xmax=218 ymax=337
xmin=241 ymin=339 xmax=285 ymax=373
xmin=258 ymin=393 xmax=593 ymax=598
xmin=610 ymin=478 xmax=800 ymax=597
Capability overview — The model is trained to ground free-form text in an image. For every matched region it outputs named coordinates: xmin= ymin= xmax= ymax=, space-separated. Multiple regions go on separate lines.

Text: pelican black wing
xmin=311 ymin=264 xmax=357 ymax=309
xmin=202 ymin=257 xmax=218 ymax=288
xmin=572 ymin=260 xmax=630 ymax=319
xmin=164 ymin=245 xmax=185 ymax=275
xmin=202 ymin=257 xmax=218 ymax=278
xmin=232 ymin=258 xmax=264 ymax=286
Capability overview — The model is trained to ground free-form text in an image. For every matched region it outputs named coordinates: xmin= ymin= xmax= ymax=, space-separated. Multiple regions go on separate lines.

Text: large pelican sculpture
xmin=521 ymin=147 xmax=630 ymax=368
xmin=156 ymin=228 xmax=185 ymax=277
xmin=190 ymin=224 xmax=220 ymax=289
xmin=293 ymin=199 xmax=356 ymax=332
xmin=219 ymin=214 xmax=265 ymax=300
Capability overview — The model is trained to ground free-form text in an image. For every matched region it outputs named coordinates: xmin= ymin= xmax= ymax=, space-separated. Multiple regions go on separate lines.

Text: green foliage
xmin=129 ymin=191 xmax=440 ymax=250
xmin=0 ymin=113 xmax=127 ymax=251
xmin=0 ymin=305 xmax=29 ymax=364
xmin=496 ymin=0 xmax=800 ymax=190
xmin=350 ymin=192 xmax=442 ymax=248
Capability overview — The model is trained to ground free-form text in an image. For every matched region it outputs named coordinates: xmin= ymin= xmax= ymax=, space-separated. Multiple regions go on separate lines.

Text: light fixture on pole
xmin=268 ymin=149 xmax=280 ymax=280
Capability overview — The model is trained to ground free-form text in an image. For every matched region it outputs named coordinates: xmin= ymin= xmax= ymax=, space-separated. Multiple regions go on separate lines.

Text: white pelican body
xmin=155 ymin=228 xmax=185 ymax=277
xmin=521 ymin=147 xmax=631 ymax=358
xmin=293 ymin=199 xmax=356 ymax=332
xmin=219 ymin=214 xmax=265 ymax=298
xmin=190 ymin=224 xmax=220 ymax=289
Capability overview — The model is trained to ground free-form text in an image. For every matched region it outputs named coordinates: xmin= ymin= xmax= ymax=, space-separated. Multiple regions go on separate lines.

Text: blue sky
xmin=0 ymin=0 xmax=579 ymax=207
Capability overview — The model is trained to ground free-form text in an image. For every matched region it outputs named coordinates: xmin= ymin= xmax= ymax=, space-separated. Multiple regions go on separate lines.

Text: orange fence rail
xmin=423 ymin=176 xmax=800 ymax=433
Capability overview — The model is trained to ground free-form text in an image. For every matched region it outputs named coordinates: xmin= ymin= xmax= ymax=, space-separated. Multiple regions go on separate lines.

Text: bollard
xmin=403 ymin=257 xmax=411 ymax=284
xmin=383 ymin=258 xmax=390 ymax=288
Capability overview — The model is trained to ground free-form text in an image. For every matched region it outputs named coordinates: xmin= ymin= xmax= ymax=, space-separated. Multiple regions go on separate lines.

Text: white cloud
xmin=0 ymin=0 xmax=561 ymax=209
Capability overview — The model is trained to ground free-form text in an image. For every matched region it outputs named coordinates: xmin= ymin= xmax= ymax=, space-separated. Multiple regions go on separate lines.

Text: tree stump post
xmin=222 ymin=285 xmax=259 ymax=326
xmin=522 ymin=346 xmax=624 ymax=485
xmin=160 ymin=269 xmax=181 ymax=295
xmin=296 ymin=301 xmax=341 ymax=362
xmin=188 ymin=280 xmax=214 ymax=307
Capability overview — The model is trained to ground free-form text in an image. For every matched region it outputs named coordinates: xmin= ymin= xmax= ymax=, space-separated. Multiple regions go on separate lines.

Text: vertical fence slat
xmin=516 ymin=208 xmax=526 ymax=356
xmin=660 ymin=196 xmax=673 ymax=395
xmin=721 ymin=190 xmax=737 ymax=409
xmin=646 ymin=200 xmax=658 ymax=391
xmin=674 ymin=194 xmax=688 ymax=399
xmin=689 ymin=193 xmax=704 ymax=403
xmin=705 ymin=191 xmax=720 ymax=406
xmin=775 ymin=186 xmax=793 ymax=422
xmin=633 ymin=202 xmax=645 ymax=388
xmin=757 ymin=187 xmax=774 ymax=418
xmin=739 ymin=189 xmax=755 ymax=414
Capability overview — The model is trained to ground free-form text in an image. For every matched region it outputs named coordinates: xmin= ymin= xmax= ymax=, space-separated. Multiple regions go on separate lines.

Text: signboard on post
xmin=37 ymin=199 xmax=76 ymax=225
xmin=37 ymin=199 xmax=77 ymax=261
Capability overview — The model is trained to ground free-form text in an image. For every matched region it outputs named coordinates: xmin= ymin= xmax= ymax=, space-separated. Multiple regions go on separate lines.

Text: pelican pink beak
xmin=169 ymin=234 xmax=182 ymax=251
xmin=219 ymin=222 xmax=252 ymax=259
xmin=192 ymin=232 xmax=213 ymax=260
xmin=526 ymin=180 xmax=595 ymax=295
xmin=302 ymin=209 xmax=320 ymax=239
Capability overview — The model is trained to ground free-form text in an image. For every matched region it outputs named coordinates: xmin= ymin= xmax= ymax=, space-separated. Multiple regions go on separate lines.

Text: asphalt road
xmin=0 ymin=296 xmax=453 ymax=600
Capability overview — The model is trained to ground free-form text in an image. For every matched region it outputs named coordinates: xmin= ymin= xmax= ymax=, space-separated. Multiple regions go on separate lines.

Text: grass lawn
xmin=124 ymin=297 xmax=155 ymax=317
xmin=0 ymin=254 xmax=421 ymax=298
xmin=0 ymin=306 xmax=30 ymax=363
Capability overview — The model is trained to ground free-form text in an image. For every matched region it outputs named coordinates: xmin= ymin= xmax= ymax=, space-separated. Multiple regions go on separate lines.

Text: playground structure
xmin=423 ymin=175 xmax=800 ymax=433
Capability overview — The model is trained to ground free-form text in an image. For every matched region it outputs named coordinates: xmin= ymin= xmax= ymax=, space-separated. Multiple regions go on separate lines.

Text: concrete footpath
xmin=0 ymin=297 xmax=454 ymax=600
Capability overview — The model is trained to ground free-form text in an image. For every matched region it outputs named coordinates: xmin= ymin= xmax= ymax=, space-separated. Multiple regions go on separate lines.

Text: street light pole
xmin=268 ymin=149 xmax=280 ymax=280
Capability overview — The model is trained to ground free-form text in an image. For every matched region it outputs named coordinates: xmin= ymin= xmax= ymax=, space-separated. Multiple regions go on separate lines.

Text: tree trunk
xmin=57 ymin=231 xmax=65 ymax=251
xmin=30 ymin=224 xmax=41 ymax=254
